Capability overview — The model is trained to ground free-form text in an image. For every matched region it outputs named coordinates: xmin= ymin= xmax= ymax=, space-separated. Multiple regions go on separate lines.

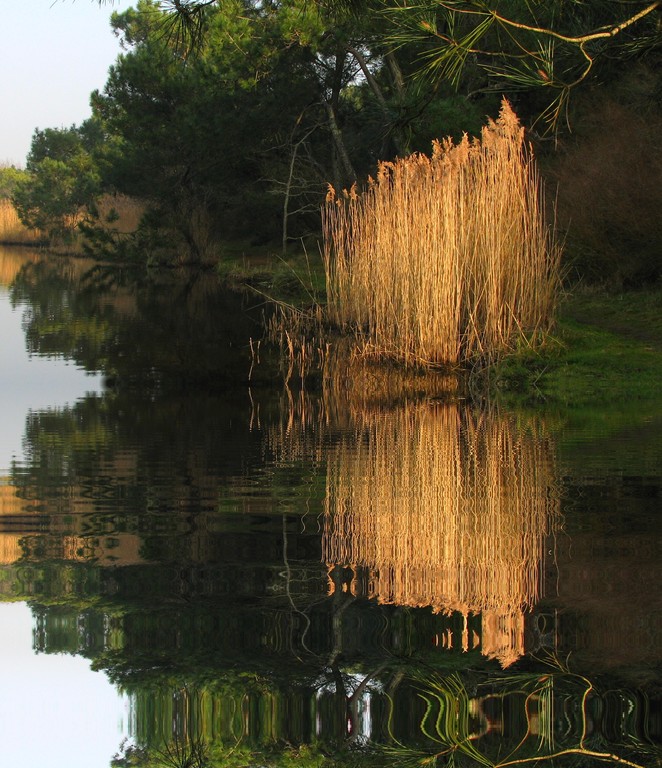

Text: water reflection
xmin=0 ymin=247 xmax=659 ymax=767
xmin=0 ymin=245 xmax=43 ymax=283
xmin=0 ymin=603 xmax=130 ymax=768
xmin=4 ymin=247 xmax=272 ymax=391
xmin=320 ymin=401 xmax=560 ymax=667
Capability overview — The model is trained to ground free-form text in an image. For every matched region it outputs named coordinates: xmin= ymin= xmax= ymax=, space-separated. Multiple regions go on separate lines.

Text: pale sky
xmin=1 ymin=1 xmax=127 ymax=167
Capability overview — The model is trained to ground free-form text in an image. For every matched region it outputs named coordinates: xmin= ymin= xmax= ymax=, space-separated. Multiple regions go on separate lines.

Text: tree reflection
xmin=0 ymin=252 xmax=658 ymax=766
xmin=106 ymin=659 xmax=660 ymax=768
xmin=7 ymin=253 xmax=274 ymax=389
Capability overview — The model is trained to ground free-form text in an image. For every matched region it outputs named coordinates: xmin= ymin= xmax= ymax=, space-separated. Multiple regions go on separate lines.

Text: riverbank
xmin=234 ymin=251 xmax=662 ymax=409
xmin=493 ymin=286 xmax=662 ymax=408
xmin=215 ymin=243 xmax=662 ymax=407
xmin=3 ymin=236 xmax=660 ymax=410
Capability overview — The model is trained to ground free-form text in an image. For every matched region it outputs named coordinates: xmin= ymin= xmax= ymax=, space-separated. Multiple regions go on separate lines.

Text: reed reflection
xmin=0 ymin=246 xmax=43 ymax=286
xmin=321 ymin=401 xmax=560 ymax=667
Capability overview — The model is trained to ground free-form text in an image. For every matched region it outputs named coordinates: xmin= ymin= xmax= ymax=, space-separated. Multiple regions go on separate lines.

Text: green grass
xmin=492 ymin=286 xmax=662 ymax=407
xmin=562 ymin=287 xmax=662 ymax=348
xmin=542 ymin=319 xmax=662 ymax=404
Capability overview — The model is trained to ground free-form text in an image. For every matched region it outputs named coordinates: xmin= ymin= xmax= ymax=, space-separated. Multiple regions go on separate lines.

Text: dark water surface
xmin=0 ymin=247 xmax=660 ymax=768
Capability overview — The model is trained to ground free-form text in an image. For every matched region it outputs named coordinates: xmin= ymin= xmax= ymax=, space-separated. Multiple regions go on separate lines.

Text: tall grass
xmin=94 ymin=193 xmax=145 ymax=235
xmin=0 ymin=198 xmax=45 ymax=245
xmin=0 ymin=194 xmax=144 ymax=253
xmin=322 ymin=99 xmax=561 ymax=367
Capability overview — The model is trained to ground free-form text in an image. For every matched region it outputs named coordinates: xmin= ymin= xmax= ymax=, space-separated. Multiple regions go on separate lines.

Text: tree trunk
xmin=324 ymin=100 xmax=357 ymax=187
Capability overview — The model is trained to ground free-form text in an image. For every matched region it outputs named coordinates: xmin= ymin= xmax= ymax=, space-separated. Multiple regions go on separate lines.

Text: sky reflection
xmin=0 ymin=602 xmax=130 ymax=768
xmin=0 ymin=288 xmax=103 ymax=469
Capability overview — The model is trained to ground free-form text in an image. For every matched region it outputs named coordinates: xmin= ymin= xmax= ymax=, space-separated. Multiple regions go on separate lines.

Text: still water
xmin=0 ymin=246 xmax=660 ymax=768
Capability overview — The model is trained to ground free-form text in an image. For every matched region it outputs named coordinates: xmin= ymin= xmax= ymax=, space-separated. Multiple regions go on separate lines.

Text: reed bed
xmin=322 ymin=99 xmax=561 ymax=367
xmin=320 ymin=401 xmax=560 ymax=666
xmin=0 ymin=194 xmax=143 ymax=252
xmin=94 ymin=193 xmax=145 ymax=235
xmin=0 ymin=198 xmax=45 ymax=245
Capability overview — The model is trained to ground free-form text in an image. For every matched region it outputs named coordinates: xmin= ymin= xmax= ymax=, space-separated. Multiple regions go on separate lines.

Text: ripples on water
xmin=0 ymin=246 xmax=660 ymax=767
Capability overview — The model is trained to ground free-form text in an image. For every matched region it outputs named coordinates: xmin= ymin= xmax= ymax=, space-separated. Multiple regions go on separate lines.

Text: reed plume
xmin=322 ymin=100 xmax=561 ymax=367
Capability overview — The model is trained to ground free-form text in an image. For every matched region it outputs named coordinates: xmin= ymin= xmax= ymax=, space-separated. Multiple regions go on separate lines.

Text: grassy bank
xmin=493 ymin=286 xmax=662 ymax=408
xmin=219 ymin=246 xmax=661 ymax=411
xmin=3 ymin=187 xmax=658 ymax=413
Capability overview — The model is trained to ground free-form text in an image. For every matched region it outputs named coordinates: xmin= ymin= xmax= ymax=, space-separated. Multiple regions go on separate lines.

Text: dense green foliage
xmin=0 ymin=165 xmax=27 ymax=198
xmin=10 ymin=0 xmax=662 ymax=280
xmin=87 ymin=0 xmax=503 ymax=260
xmin=11 ymin=125 xmax=101 ymax=239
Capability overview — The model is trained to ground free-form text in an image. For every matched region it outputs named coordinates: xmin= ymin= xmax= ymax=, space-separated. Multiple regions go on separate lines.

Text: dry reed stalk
xmin=322 ymin=100 xmax=561 ymax=367
xmin=266 ymin=303 xmax=329 ymax=385
xmin=0 ymin=199 xmax=44 ymax=245
xmin=321 ymin=401 xmax=560 ymax=666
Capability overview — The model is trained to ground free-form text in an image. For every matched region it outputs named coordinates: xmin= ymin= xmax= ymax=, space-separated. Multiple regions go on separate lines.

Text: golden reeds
xmin=0 ymin=198 xmax=44 ymax=245
xmin=322 ymin=100 xmax=561 ymax=367
xmin=0 ymin=194 xmax=144 ymax=252
xmin=94 ymin=193 xmax=145 ymax=235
